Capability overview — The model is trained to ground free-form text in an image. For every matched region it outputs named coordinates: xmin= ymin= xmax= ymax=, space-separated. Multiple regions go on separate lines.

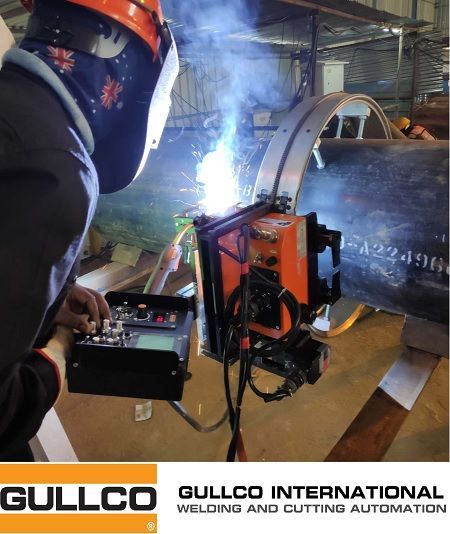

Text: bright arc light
xmin=196 ymin=141 xmax=238 ymax=215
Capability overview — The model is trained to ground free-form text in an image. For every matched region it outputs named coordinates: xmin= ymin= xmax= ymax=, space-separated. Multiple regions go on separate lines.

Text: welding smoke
xmin=163 ymin=0 xmax=282 ymax=213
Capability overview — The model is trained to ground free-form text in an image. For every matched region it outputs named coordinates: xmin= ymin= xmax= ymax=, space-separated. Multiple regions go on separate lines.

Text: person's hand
xmin=54 ymin=284 xmax=111 ymax=334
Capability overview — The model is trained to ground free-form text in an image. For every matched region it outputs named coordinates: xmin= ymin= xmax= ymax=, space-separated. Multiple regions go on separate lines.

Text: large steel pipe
xmin=298 ymin=139 xmax=449 ymax=324
xmin=94 ymin=132 xmax=202 ymax=252
xmin=93 ymin=134 xmax=448 ymax=323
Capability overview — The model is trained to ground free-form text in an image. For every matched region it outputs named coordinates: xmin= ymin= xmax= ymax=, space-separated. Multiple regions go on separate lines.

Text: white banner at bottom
xmin=157 ymin=462 xmax=450 ymax=534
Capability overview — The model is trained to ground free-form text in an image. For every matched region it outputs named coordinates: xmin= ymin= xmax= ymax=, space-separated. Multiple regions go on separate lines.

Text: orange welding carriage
xmin=220 ymin=212 xmax=309 ymax=339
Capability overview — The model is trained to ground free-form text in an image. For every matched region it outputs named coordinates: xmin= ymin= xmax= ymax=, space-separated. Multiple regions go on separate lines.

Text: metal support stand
xmin=312 ymin=141 xmax=326 ymax=169
xmin=395 ymin=28 xmax=404 ymax=118
xmin=335 ymin=116 xmax=344 ymax=138
xmin=356 ymin=115 xmax=367 ymax=139
xmin=325 ymin=316 xmax=448 ymax=461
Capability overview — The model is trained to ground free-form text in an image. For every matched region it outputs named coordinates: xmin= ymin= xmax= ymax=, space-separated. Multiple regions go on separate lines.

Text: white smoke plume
xmin=164 ymin=0 xmax=282 ymax=213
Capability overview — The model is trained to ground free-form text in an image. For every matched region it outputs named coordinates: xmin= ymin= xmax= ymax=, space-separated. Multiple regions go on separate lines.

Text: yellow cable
xmin=173 ymin=224 xmax=194 ymax=245
xmin=309 ymin=304 xmax=367 ymax=338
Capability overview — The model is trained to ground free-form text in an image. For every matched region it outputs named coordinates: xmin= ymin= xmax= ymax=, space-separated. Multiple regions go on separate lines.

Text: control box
xmin=67 ymin=292 xmax=194 ymax=401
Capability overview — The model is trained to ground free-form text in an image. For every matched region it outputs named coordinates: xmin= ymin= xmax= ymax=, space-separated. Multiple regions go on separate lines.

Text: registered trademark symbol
xmin=147 ymin=522 xmax=156 ymax=532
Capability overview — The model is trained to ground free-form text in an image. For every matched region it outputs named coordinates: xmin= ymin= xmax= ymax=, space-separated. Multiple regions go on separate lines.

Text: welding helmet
xmin=392 ymin=116 xmax=411 ymax=132
xmin=0 ymin=16 xmax=15 ymax=66
xmin=19 ymin=0 xmax=179 ymax=193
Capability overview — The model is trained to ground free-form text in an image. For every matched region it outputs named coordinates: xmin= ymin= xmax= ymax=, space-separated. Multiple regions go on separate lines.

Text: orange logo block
xmin=0 ymin=463 xmax=157 ymax=534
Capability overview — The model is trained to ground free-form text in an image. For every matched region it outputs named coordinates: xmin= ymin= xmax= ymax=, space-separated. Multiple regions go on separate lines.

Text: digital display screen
xmin=136 ymin=335 xmax=175 ymax=351
xmin=153 ymin=313 xmax=166 ymax=323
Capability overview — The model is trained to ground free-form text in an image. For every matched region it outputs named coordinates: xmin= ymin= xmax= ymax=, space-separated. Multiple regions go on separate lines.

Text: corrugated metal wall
xmin=377 ymin=0 xmax=414 ymax=17
xmin=354 ymin=0 xmax=437 ymax=23
xmin=318 ymin=29 xmax=444 ymax=116
xmin=415 ymin=0 xmax=437 ymax=22
xmin=413 ymin=30 xmax=447 ymax=95
xmin=319 ymin=36 xmax=412 ymax=117
xmin=168 ymin=0 xmax=446 ymax=127
xmin=435 ymin=0 xmax=449 ymax=32
xmin=170 ymin=29 xmax=444 ymax=125
xmin=169 ymin=56 xmax=296 ymax=128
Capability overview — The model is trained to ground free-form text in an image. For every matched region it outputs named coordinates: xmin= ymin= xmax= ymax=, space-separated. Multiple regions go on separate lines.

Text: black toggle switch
xmin=137 ymin=304 xmax=148 ymax=319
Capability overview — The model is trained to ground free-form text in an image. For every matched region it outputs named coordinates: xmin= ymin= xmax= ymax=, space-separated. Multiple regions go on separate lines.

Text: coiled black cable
xmin=222 ymin=225 xmax=304 ymax=458
xmin=223 ymin=268 xmax=302 ymax=407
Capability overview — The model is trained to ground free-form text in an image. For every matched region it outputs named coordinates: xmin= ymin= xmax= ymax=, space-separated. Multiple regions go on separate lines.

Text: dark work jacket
xmin=0 ymin=63 xmax=98 ymax=459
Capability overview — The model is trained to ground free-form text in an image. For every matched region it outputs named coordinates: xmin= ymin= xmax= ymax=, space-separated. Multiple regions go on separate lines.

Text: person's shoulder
xmin=0 ymin=143 xmax=99 ymax=198
xmin=0 ymin=65 xmax=92 ymax=162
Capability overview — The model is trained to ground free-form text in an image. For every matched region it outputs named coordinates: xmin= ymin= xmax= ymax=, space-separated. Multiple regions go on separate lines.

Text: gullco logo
xmin=0 ymin=464 xmax=157 ymax=534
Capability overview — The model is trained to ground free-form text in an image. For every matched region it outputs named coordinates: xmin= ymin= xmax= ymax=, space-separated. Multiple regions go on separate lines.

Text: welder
xmin=0 ymin=0 xmax=178 ymax=460
xmin=392 ymin=116 xmax=437 ymax=140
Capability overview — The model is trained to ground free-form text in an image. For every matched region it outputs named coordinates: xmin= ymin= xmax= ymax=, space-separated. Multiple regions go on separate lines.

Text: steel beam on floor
xmin=325 ymin=316 xmax=448 ymax=461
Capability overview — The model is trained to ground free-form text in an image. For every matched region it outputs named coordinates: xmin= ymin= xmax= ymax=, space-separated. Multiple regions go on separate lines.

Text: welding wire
xmin=173 ymin=224 xmax=194 ymax=245
xmin=168 ymin=402 xmax=228 ymax=433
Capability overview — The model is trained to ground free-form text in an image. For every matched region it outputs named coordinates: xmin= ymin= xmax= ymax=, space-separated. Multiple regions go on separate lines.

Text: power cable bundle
xmin=222 ymin=225 xmax=302 ymax=461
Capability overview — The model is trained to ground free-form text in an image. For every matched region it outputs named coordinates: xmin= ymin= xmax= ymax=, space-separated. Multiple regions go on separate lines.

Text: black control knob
xmin=137 ymin=304 xmax=148 ymax=319
xmin=266 ymin=256 xmax=278 ymax=267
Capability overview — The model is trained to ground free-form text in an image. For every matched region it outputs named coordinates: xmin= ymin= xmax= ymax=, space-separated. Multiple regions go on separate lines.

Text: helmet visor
xmin=93 ymin=26 xmax=179 ymax=194
xmin=135 ymin=26 xmax=179 ymax=178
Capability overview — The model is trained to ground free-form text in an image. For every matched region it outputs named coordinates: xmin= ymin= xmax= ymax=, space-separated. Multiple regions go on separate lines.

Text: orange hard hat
xmin=20 ymin=0 xmax=164 ymax=58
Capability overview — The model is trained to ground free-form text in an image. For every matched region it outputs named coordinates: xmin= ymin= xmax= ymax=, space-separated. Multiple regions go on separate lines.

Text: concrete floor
xmin=56 ymin=307 xmax=449 ymax=462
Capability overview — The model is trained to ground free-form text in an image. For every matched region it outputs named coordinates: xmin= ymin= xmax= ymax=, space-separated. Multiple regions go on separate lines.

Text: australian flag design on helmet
xmin=18 ymin=0 xmax=179 ymax=194
xmin=20 ymin=35 xmax=139 ymax=147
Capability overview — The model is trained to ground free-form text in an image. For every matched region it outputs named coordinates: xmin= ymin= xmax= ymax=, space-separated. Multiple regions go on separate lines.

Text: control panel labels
xmin=258 ymin=217 xmax=294 ymax=227
xmin=297 ymin=218 xmax=307 ymax=259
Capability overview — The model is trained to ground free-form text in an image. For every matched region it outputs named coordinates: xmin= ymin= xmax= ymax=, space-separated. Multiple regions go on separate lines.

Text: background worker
xmin=392 ymin=115 xmax=437 ymax=140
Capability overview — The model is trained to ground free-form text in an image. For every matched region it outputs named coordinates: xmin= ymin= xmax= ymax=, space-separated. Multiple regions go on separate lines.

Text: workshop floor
xmin=56 ymin=306 xmax=449 ymax=462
